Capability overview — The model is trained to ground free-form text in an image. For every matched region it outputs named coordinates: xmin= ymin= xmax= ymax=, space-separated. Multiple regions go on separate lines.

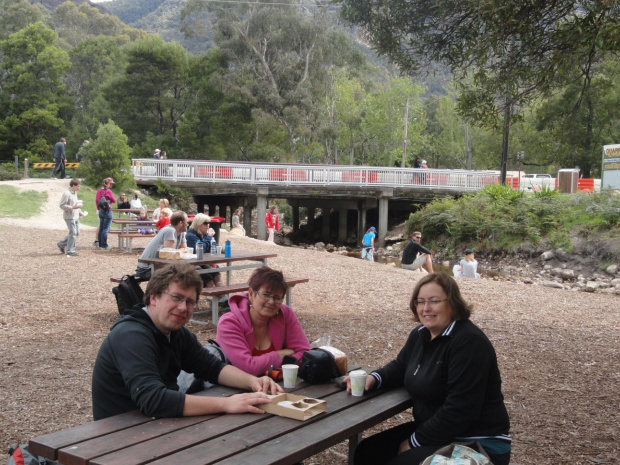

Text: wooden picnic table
xmin=29 ymin=377 xmax=412 ymax=465
xmin=111 ymin=219 xmax=157 ymax=252
xmin=138 ymin=251 xmax=277 ymax=285
xmin=111 ymin=208 xmax=155 ymax=219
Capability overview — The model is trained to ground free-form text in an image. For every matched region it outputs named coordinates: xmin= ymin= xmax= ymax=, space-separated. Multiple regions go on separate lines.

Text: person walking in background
xmin=76 ymin=139 xmax=89 ymax=162
xmin=96 ymin=177 xmax=116 ymax=250
xmin=265 ymin=205 xmax=279 ymax=242
xmin=401 ymin=231 xmax=434 ymax=273
xmin=452 ymin=257 xmax=464 ymax=278
xmin=57 ymin=179 xmax=84 ymax=257
xmin=153 ymin=148 xmax=161 ymax=159
xmin=361 ymin=226 xmax=376 ymax=262
xmin=232 ymin=208 xmax=245 ymax=236
xmin=460 ymin=249 xmax=481 ymax=278
xmin=51 ymin=137 xmax=67 ymax=179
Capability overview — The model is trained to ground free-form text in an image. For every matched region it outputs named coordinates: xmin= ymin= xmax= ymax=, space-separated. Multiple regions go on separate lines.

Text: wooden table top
xmin=112 ymin=219 xmax=157 ymax=225
xmin=138 ymin=251 xmax=277 ymax=266
xmin=29 ymin=378 xmax=412 ymax=465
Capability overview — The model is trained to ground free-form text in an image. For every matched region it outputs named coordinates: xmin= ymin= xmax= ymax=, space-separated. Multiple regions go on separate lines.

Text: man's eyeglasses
xmin=414 ymin=236 xmax=422 ymax=239
xmin=164 ymin=292 xmax=197 ymax=310
xmin=257 ymin=291 xmax=283 ymax=304
xmin=413 ymin=298 xmax=447 ymax=308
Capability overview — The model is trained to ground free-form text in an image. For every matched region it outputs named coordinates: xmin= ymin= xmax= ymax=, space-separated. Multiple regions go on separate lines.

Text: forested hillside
xmin=1 ymin=0 xmax=617 ymax=180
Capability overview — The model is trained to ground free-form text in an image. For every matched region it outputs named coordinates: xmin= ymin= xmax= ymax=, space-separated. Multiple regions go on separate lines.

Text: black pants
xmin=354 ymin=421 xmax=510 ymax=465
xmin=52 ymin=158 xmax=65 ymax=178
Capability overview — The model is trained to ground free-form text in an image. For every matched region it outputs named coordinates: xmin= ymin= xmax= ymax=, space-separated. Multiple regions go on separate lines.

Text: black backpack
xmin=112 ymin=275 xmax=144 ymax=316
xmin=97 ymin=193 xmax=110 ymax=212
xmin=6 ymin=444 xmax=59 ymax=465
xmin=298 ymin=348 xmax=339 ymax=384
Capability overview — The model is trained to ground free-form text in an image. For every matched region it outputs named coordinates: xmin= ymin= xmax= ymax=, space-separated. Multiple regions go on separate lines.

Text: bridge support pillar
xmin=307 ymin=207 xmax=316 ymax=238
xmin=256 ymin=188 xmax=268 ymax=240
xmin=357 ymin=201 xmax=367 ymax=243
xmin=321 ymin=208 xmax=330 ymax=243
xmin=377 ymin=189 xmax=393 ymax=248
xmin=292 ymin=205 xmax=299 ymax=234
xmin=338 ymin=208 xmax=348 ymax=243
xmin=242 ymin=199 xmax=252 ymax=236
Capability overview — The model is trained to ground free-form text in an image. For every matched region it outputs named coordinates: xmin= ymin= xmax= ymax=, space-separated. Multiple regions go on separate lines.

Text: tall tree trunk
xmin=500 ymin=98 xmax=512 ymax=184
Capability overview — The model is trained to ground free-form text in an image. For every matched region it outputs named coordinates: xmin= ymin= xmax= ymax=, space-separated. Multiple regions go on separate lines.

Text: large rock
xmin=605 ymin=264 xmax=618 ymax=275
xmin=560 ymin=269 xmax=575 ymax=280
xmin=543 ymin=281 xmax=564 ymax=289
xmin=585 ymin=281 xmax=599 ymax=292
xmin=540 ymin=251 xmax=555 ymax=261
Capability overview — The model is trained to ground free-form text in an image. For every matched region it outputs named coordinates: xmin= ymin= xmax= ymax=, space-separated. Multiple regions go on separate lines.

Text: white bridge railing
xmin=132 ymin=159 xmax=502 ymax=190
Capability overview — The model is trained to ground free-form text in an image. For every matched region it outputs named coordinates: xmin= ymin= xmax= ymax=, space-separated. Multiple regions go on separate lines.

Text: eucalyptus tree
xmin=0 ymin=0 xmax=46 ymax=40
xmin=359 ymin=77 xmax=426 ymax=167
xmin=340 ymin=0 xmax=620 ymax=181
xmin=0 ymin=21 xmax=72 ymax=162
xmin=182 ymin=0 xmax=367 ymax=160
xmin=102 ymin=36 xmax=198 ymax=146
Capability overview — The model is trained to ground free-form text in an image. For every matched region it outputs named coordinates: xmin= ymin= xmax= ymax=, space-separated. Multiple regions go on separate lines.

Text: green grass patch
xmin=0 ymin=185 xmax=47 ymax=218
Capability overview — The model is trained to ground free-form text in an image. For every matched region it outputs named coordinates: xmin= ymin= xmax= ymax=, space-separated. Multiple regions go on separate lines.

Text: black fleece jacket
xmin=371 ymin=320 xmax=510 ymax=448
xmin=401 ymin=240 xmax=432 ymax=265
xmin=92 ymin=304 xmax=226 ymax=420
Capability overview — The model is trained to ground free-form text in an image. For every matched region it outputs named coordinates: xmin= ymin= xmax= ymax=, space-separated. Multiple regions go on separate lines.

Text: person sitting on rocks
xmin=460 ymin=249 xmax=480 ymax=279
xmin=401 ymin=231 xmax=434 ymax=273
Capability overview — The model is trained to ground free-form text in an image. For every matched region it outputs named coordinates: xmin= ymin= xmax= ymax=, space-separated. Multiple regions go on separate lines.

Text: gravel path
xmin=0 ymin=179 xmax=618 ymax=464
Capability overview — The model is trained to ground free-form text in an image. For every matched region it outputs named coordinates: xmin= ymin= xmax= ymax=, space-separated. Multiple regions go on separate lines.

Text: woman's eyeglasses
xmin=413 ymin=298 xmax=447 ymax=308
xmin=257 ymin=291 xmax=283 ymax=303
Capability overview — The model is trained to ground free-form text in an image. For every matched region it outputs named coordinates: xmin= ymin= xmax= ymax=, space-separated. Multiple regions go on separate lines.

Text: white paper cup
xmin=216 ymin=245 xmax=222 ymax=254
xmin=349 ymin=370 xmax=367 ymax=397
xmin=282 ymin=364 xmax=299 ymax=388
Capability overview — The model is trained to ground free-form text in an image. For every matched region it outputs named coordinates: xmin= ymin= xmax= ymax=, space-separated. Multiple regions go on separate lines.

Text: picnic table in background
xmin=111 ymin=218 xmax=157 ymax=252
xmin=138 ymin=251 xmax=277 ymax=285
xmin=111 ymin=208 xmax=155 ymax=219
xmin=29 ymin=372 xmax=412 ymax=465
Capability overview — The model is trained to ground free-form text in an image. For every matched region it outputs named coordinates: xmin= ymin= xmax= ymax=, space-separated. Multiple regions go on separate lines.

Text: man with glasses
xmin=92 ymin=262 xmax=281 ymax=420
xmin=135 ymin=211 xmax=189 ymax=280
xmin=401 ymin=231 xmax=434 ymax=273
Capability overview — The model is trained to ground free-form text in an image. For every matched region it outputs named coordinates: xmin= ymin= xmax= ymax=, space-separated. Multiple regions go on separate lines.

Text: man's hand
xmin=398 ymin=439 xmax=411 ymax=454
xmin=250 ymin=375 xmax=283 ymax=395
xmin=223 ymin=392 xmax=273 ymax=414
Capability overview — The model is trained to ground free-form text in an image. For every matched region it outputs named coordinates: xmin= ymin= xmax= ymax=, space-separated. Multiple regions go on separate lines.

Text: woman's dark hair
xmin=144 ymin=262 xmax=203 ymax=305
xmin=409 ymin=273 xmax=472 ymax=322
xmin=248 ymin=266 xmax=288 ymax=297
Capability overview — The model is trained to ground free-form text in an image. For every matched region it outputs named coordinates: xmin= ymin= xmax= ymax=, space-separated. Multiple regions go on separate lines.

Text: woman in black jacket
xmin=347 ymin=273 xmax=511 ymax=465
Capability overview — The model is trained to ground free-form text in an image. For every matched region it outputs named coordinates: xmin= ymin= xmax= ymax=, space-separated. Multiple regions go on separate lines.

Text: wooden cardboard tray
xmin=258 ymin=393 xmax=327 ymax=421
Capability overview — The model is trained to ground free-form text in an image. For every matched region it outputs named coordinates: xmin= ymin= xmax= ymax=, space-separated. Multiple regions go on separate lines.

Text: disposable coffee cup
xmin=216 ymin=245 xmax=222 ymax=254
xmin=282 ymin=364 xmax=299 ymax=389
xmin=349 ymin=370 xmax=367 ymax=397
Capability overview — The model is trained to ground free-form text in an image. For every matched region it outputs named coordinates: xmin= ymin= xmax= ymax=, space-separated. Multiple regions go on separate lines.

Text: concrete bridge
xmin=132 ymin=159 xmax=501 ymax=247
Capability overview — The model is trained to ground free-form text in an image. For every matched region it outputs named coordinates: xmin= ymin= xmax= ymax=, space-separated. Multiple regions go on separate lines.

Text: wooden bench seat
xmin=110 ymin=276 xmax=148 ymax=284
xmin=195 ymin=276 xmax=309 ymax=325
xmin=118 ymin=233 xmax=155 ymax=253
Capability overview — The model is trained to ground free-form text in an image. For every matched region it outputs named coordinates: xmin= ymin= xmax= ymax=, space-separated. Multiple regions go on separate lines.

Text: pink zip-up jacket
xmin=216 ymin=292 xmax=310 ymax=376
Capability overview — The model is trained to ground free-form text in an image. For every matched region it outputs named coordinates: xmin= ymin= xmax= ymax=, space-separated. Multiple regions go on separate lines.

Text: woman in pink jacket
xmin=216 ymin=267 xmax=310 ymax=376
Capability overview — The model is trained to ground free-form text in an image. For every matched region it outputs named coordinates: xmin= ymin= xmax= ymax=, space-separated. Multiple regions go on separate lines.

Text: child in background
xmin=156 ymin=207 xmax=172 ymax=231
xmin=137 ymin=208 xmax=153 ymax=235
